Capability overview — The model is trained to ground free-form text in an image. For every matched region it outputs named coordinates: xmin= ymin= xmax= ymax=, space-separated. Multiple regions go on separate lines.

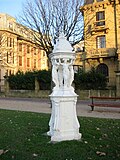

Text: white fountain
xmin=47 ymin=33 xmax=82 ymax=142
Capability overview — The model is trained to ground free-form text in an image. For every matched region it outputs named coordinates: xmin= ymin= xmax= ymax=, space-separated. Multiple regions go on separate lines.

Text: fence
xmin=0 ymin=79 xmax=5 ymax=92
xmin=1 ymin=89 xmax=116 ymax=100
xmin=0 ymin=78 xmax=116 ymax=99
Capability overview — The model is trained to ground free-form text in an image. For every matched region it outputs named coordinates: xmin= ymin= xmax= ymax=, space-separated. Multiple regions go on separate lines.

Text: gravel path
xmin=0 ymin=97 xmax=120 ymax=119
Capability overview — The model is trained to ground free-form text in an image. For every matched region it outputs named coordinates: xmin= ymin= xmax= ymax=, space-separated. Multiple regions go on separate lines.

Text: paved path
xmin=0 ymin=97 xmax=120 ymax=119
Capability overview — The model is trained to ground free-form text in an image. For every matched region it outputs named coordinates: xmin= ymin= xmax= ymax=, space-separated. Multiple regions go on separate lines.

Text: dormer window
xmin=9 ymin=22 xmax=13 ymax=30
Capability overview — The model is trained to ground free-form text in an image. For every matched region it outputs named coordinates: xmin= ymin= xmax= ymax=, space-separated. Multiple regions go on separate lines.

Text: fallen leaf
xmin=87 ymin=157 xmax=92 ymax=159
xmin=12 ymin=155 xmax=15 ymax=159
xmin=0 ymin=150 xmax=4 ymax=155
xmin=96 ymin=128 xmax=100 ymax=130
xmin=4 ymin=150 xmax=9 ymax=154
xmin=102 ymin=134 xmax=108 ymax=138
xmin=0 ymin=149 xmax=9 ymax=155
xmin=33 ymin=153 xmax=38 ymax=157
xmin=96 ymin=151 xmax=106 ymax=156
xmin=84 ymin=141 xmax=88 ymax=144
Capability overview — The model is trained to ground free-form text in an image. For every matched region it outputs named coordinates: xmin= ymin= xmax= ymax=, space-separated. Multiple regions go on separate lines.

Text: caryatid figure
xmin=52 ymin=58 xmax=74 ymax=89
xmin=68 ymin=61 xmax=74 ymax=88
xmin=62 ymin=59 xmax=70 ymax=88
xmin=54 ymin=59 xmax=63 ymax=88
xmin=52 ymin=59 xmax=59 ymax=89
xmin=60 ymin=59 xmax=74 ymax=88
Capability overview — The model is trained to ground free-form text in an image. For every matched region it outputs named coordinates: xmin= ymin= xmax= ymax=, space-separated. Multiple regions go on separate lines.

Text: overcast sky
xmin=0 ymin=0 xmax=24 ymax=18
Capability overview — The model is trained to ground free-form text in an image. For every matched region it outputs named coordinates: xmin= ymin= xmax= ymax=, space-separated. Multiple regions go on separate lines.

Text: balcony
xmin=91 ymin=20 xmax=109 ymax=34
xmin=95 ymin=20 xmax=105 ymax=26
xmin=88 ymin=48 xmax=116 ymax=58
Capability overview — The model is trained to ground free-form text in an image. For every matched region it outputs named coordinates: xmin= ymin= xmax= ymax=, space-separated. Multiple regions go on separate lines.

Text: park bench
xmin=89 ymin=96 xmax=120 ymax=111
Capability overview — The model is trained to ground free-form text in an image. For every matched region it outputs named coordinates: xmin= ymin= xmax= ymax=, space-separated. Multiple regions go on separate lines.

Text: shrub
xmin=8 ymin=67 xmax=107 ymax=91
xmin=8 ymin=70 xmax=51 ymax=90
xmin=74 ymin=68 xmax=107 ymax=90
xmin=37 ymin=70 xmax=51 ymax=90
xmin=8 ymin=71 xmax=35 ymax=90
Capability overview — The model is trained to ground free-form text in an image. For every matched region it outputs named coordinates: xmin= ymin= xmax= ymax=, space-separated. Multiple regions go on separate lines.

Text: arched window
xmin=96 ymin=63 xmax=108 ymax=77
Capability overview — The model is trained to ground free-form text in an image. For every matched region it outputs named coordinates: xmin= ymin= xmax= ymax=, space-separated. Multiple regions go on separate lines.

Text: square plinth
xmin=48 ymin=95 xmax=82 ymax=142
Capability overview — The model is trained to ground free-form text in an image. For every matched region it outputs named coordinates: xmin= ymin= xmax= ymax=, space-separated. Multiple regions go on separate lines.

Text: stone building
xmin=0 ymin=13 xmax=48 ymax=91
xmin=73 ymin=40 xmax=85 ymax=72
xmin=80 ymin=0 xmax=120 ymax=91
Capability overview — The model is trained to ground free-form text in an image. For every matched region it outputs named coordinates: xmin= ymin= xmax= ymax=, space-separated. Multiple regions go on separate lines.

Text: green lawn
xmin=0 ymin=109 xmax=120 ymax=160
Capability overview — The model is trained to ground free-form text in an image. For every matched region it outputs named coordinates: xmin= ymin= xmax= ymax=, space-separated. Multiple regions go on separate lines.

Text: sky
xmin=0 ymin=0 xmax=24 ymax=18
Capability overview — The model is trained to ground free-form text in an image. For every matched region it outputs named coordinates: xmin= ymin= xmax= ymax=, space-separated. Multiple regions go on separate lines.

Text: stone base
xmin=50 ymin=130 xmax=82 ymax=142
xmin=48 ymin=92 xmax=82 ymax=142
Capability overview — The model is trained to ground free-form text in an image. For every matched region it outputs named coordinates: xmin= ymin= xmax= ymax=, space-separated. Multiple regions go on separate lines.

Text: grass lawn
xmin=0 ymin=109 xmax=120 ymax=160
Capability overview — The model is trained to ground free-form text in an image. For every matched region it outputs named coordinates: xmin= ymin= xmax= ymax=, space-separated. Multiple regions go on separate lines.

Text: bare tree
xmin=19 ymin=0 xmax=84 ymax=57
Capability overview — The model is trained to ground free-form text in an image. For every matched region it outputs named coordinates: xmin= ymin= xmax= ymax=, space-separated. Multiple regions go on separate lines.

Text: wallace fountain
xmin=47 ymin=33 xmax=82 ymax=142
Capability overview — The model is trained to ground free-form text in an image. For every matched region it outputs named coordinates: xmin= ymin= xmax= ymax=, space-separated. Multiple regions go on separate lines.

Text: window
xmin=27 ymin=45 xmax=30 ymax=53
xmin=6 ymin=52 xmax=12 ymax=64
xmin=13 ymin=52 xmax=14 ymax=63
xmin=0 ymin=69 xmax=1 ymax=82
xmin=19 ymin=43 xmax=22 ymax=52
xmin=96 ymin=35 xmax=106 ymax=48
xmin=19 ymin=56 xmax=22 ymax=66
xmin=9 ymin=22 xmax=13 ymax=30
xmin=13 ymin=39 xmax=14 ymax=48
xmin=97 ymin=0 xmax=104 ymax=2
xmin=34 ymin=48 xmax=36 ymax=55
xmin=96 ymin=63 xmax=109 ymax=81
xmin=43 ymin=51 xmax=46 ymax=57
xmin=88 ymin=25 xmax=91 ymax=33
xmin=7 ymin=52 xmax=9 ymax=63
xmin=85 ymin=0 xmax=94 ymax=4
xmin=9 ymin=70 xmax=12 ymax=75
xmin=34 ymin=59 xmax=36 ymax=68
xmin=0 ymin=35 xmax=2 ymax=46
xmin=27 ymin=58 xmax=30 ymax=67
xmin=96 ymin=11 xmax=105 ymax=26
xmin=7 ymin=37 xmax=9 ymax=47
xmin=7 ymin=37 xmax=14 ymax=47
xmin=10 ymin=38 xmax=12 ymax=47
xmin=77 ymin=47 xmax=81 ymax=52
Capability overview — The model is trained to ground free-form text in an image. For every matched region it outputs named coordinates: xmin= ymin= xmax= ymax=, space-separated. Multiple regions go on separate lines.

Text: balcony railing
xmin=95 ymin=20 xmax=105 ymax=27
xmin=91 ymin=20 xmax=109 ymax=33
xmin=88 ymin=48 xmax=116 ymax=58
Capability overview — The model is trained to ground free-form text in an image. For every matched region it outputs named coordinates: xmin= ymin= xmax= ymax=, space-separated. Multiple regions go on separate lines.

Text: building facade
xmin=81 ymin=0 xmax=120 ymax=89
xmin=73 ymin=40 xmax=85 ymax=72
xmin=0 ymin=13 xmax=48 ymax=91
